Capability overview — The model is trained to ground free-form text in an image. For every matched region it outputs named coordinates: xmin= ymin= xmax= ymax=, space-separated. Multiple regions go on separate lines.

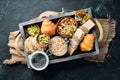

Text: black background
xmin=0 ymin=0 xmax=120 ymax=80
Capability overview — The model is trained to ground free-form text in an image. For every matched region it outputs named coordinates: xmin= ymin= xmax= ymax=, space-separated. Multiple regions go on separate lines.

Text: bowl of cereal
xmin=49 ymin=36 xmax=68 ymax=56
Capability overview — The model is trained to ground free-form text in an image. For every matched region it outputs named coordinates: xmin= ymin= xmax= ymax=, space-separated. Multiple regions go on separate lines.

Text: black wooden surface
xmin=0 ymin=0 xmax=120 ymax=80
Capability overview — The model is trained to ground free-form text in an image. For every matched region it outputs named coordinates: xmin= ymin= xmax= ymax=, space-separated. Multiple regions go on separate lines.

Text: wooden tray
xmin=19 ymin=8 xmax=99 ymax=66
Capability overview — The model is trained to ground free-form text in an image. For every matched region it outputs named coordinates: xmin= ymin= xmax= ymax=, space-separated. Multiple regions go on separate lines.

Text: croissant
xmin=80 ymin=34 xmax=94 ymax=51
xmin=41 ymin=19 xmax=57 ymax=36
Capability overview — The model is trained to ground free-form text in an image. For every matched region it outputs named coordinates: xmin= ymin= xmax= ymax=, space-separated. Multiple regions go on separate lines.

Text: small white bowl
xmin=29 ymin=51 xmax=49 ymax=71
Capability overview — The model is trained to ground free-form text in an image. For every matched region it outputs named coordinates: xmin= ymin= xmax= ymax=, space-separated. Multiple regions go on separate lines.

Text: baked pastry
xmin=41 ymin=19 xmax=57 ymax=36
xmin=24 ymin=36 xmax=37 ymax=53
xmin=24 ymin=35 xmax=47 ymax=54
xmin=80 ymin=34 xmax=94 ymax=51
xmin=75 ymin=10 xmax=91 ymax=25
xmin=27 ymin=25 xmax=40 ymax=36
xmin=57 ymin=17 xmax=78 ymax=38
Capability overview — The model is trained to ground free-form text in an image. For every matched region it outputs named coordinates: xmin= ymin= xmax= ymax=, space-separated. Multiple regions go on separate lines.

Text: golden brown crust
xmin=41 ymin=19 xmax=57 ymax=36
xmin=80 ymin=34 xmax=94 ymax=51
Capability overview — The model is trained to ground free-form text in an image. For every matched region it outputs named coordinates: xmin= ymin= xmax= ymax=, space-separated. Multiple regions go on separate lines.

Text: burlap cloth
xmin=85 ymin=19 xmax=116 ymax=62
xmin=3 ymin=11 xmax=116 ymax=65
